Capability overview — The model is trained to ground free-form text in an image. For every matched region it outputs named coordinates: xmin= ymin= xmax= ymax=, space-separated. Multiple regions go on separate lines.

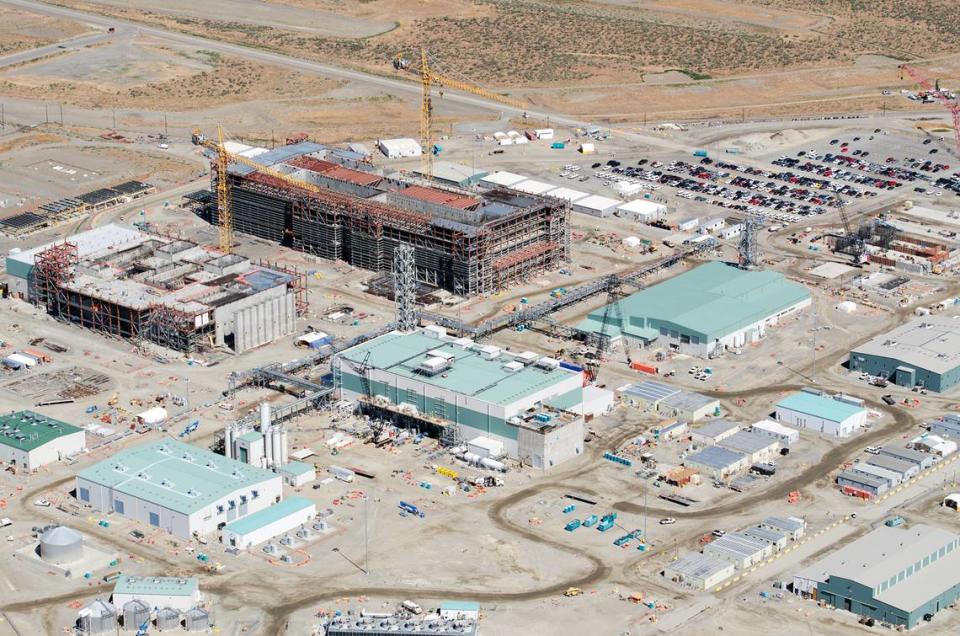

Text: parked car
xmin=659 ymin=518 xmax=676 ymax=525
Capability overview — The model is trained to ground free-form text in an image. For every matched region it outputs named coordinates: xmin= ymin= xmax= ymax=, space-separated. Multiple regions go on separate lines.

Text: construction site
xmin=8 ymin=1 xmax=960 ymax=636
xmin=199 ymin=138 xmax=569 ymax=297
xmin=6 ymin=224 xmax=306 ymax=353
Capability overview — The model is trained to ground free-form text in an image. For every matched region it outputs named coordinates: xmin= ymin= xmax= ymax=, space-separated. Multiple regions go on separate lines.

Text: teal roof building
xmin=75 ymin=439 xmax=283 ymax=538
xmin=333 ymin=327 xmax=586 ymax=468
xmin=579 ymin=261 xmax=810 ymax=357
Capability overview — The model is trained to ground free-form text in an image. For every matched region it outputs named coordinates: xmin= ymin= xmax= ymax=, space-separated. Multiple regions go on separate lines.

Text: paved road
xmin=0 ymin=29 xmax=111 ymax=69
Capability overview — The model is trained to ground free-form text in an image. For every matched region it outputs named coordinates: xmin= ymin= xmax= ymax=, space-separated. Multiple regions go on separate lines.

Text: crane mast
xmin=215 ymin=125 xmax=233 ymax=253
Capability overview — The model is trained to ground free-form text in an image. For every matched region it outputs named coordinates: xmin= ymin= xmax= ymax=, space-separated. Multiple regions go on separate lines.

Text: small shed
xmin=579 ymin=143 xmax=596 ymax=154
xmin=295 ymin=331 xmax=332 ymax=348
xmin=467 ymin=436 xmax=504 ymax=459
xmin=136 ymin=407 xmax=168 ymax=426
xmin=279 ymin=461 xmax=316 ymax=488
xmin=378 ymin=138 xmax=422 ymax=159
xmin=616 ymin=199 xmax=666 ymax=221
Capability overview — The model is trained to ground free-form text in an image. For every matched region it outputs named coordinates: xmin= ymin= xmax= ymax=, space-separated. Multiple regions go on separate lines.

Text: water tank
xmin=122 ymin=599 xmax=150 ymax=629
xmin=155 ymin=607 xmax=180 ymax=631
xmin=184 ymin=607 xmax=210 ymax=632
xmin=79 ymin=599 xmax=116 ymax=635
xmin=40 ymin=525 xmax=84 ymax=564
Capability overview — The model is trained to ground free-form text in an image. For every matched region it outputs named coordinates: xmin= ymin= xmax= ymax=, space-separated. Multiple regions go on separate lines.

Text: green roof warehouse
xmin=579 ymin=261 xmax=811 ymax=357
xmin=0 ymin=410 xmax=85 ymax=471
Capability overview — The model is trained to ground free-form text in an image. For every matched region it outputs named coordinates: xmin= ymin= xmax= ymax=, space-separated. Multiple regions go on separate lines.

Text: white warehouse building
xmin=333 ymin=327 xmax=586 ymax=469
xmin=775 ymin=391 xmax=867 ymax=438
xmin=75 ymin=439 xmax=282 ymax=539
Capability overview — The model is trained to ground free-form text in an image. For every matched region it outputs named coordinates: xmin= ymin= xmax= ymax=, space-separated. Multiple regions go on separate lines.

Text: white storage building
xmin=685 ymin=445 xmax=748 ymax=479
xmin=750 ymin=420 xmax=800 ymax=446
xmin=547 ymin=187 xmax=590 ymax=204
xmin=111 ymin=576 xmax=200 ymax=612
xmin=278 ymin=461 xmax=316 ymax=488
xmin=480 ymin=171 xmax=528 ymax=188
xmin=718 ymin=431 xmax=780 ymax=463
xmin=760 ymin=516 xmax=806 ymax=540
xmin=691 ymin=419 xmax=741 ymax=446
xmin=513 ymin=179 xmax=557 ymax=195
xmin=378 ymin=138 xmax=422 ymax=159
xmin=467 ymin=436 xmax=504 ymax=459
xmin=572 ymin=194 xmax=622 ymax=218
xmin=664 ymin=554 xmax=734 ymax=590
xmin=775 ymin=391 xmax=867 ymax=438
xmin=221 ymin=496 xmax=316 ymax=549
xmin=616 ymin=199 xmax=666 ymax=221
xmin=76 ymin=439 xmax=283 ymax=539
xmin=0 ymin=411 xmax=85 ymax=471
xmin=703 ymin=533 xmax=773 ymax=569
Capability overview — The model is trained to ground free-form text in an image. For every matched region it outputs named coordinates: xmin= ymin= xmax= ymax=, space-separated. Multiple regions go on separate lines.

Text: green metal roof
xmin=223 ymin=496 xmax=314 ymax=536
xmin=113 ymin=575 xmax=198 ymax=598
xmin=777 ymin=392 xmax=865 ymax=423
xmin=337 ymin=331 xmax=579 ymax=406
xmin=579 ymin=261 xmax=810 ymax=341
xmin=76 ymin=439 xmax=278 ymax=515
xmin=0 ymin=411 xmax=82 ymax=452
xmin=279 ymin=460 xmax=315 ymax=477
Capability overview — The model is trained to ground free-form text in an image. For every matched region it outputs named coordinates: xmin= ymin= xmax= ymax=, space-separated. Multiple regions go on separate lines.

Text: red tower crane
xmin=899 ymin=64 xmax=960 ymax=153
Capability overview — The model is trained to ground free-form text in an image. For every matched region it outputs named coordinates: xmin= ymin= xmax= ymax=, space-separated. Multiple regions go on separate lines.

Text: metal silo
xmin=155 ymin=607 xmax=180 ymax=631
xmin=78 ymin=599 xmax=116 ymax=635
xmin=184 ymin=607 xmax=210 ymax=631
xmin=122 ymin=599 xmax=150 ymax=630
xmin=40 ymin=525 xmax=84 ymax=564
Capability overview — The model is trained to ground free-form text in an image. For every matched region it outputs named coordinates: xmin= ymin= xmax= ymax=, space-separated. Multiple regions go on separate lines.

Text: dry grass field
xmin=0 ymin=4 xmax=89 ymax=54
xmin=30 ymin=0 xmax=960 ymax=120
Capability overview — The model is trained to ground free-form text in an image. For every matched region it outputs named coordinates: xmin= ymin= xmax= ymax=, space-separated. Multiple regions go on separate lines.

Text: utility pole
xmin=364 ymin=493 xmax=369 ymax=574
xmin=1 ymin=104 xmax=4 ymax=129
xmin=44 ymin=104 xmax=49 ymax=125
xmin=811 ymin=302 xmax=817 ymax=382
xmin=59 ymin=103 xmax=63 ymax=126
xmin=112 ymin=108 xmax=116 ymax=131
xmin=164 ymin=114 xmax=168 ymax=138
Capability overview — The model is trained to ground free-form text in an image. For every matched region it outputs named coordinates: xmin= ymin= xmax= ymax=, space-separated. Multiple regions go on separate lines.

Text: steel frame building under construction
xmin=7 ymin=224 xmax=305 ymax=354
xmin=204 ymin=141 xmax=569 ymax=295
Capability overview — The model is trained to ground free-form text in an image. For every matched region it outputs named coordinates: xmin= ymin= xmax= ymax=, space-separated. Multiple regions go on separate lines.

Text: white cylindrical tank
xmin=263 ymin=428 xmax=274 ymax=468
xmin=270 ymin=427 xmax=282 ymax=468
xmin=279 ymin=429 xmax=289 ymax=465
xmin=462 ymin=452 xmax=482 ymax=465
xmin=224 ymin=424 xmax=234 ymax=459
xmin=479 ymin=457 xmax=507 ymax=472
xmin=260 ymin=401 xmax=271 ymax=429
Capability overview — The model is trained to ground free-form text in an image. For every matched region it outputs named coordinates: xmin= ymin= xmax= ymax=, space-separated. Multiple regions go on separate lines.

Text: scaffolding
xmin=393 ymin=243 xmax=417 ymax=332
xmin=215 ymin=164 xmax=569 ymax=296
xmin=738 ymin=217 xmax=760 ymax=269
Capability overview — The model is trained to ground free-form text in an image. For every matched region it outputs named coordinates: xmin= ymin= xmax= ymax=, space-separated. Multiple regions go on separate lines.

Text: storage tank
xmin=259 ymin=401 xmax=271 ymax=429
xmin=184 ymin=607 xmax=210 ymax=631
xmin=155 ymin=607 xmax=180 ymax=631
xmin=279 ymin=428 xmax=289 ymax=465
xmin=224 ymin=424 xmax=234 ymax=459
xmin=40 ymin=525 xmax=84 ymax=564
xmin=122 ymin=599 xmax=150 ymax=629
xmin=270 ymin=427 xmax=282 ymax=468
xmin=79 ymin=599 xmax=116 ymax=635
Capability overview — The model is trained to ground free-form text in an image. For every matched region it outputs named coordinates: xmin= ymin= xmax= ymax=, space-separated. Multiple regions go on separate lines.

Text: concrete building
xmin=704 ymin=532 xmax=773 ymax=569
xmin=761 ymin=516 xmax=806 ymax=540
xmin=775 ymin=391 xmax=867 ymax=438
xmin=718 ymin=431 xmax=780 ymax=463
xmin=7 ymin=224 xmax=302 ymax=353
xmin=658 ymin=391 xmax=719 ymax=423
xmin=879 ymin=445 xmax=935 ymax=470
xmin=75 ymin=439 xmax=282 ymax=539
xmin=685 ymin=445 xmax=749 ymax=479
xmin=793 ymin=524 xmax=960 ymax=629
xmin=0 ymin=410 xmax=85 ymax=471
xmin=849 ymin=315 xmax=960 ymax=392
xmin=664 ymin=554 xmax=735 ymax=590
xmin=579 ymin=261 xmax=811 ymax=357
xmin=221 ymin=495 xmax=315 ymax=549
xmin=750 ymin=419 xmax=800 ymax=445
xmin=690 ymin=419 xmax=741 ymax=446
xmin=111 ymin=576 xmax=200 ymax=612
xmin=334 ymin=327 xmax=586 ymax=469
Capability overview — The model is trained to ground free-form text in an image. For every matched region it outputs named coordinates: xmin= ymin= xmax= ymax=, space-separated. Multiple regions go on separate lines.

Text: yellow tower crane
xmin=215 ymin=125 xmax=232 ymax=253
xmin=393 ymin=48 xmax=528 ymax=179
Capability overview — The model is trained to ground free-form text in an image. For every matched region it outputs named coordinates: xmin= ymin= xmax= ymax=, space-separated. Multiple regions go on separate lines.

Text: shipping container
xmin=630 ymin=362 xmax=658 ymax=375
xmin=328 ymin=465 xmax=355 ymax=483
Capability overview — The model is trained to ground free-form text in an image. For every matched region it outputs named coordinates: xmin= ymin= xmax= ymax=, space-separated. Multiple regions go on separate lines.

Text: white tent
xmin=378 ymin=138 xmax=422 ymax=158
xmin=137 ymin=407 xmax=168 ymax=426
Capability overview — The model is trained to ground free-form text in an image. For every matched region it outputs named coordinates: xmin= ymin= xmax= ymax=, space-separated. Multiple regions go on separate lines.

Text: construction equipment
xmin=393 ymin=48 xmax=527 ymax=178
xmin=191 ymin=125 xmax=233 ymax=252
xmin=899 ymin=64 xmax=960 ymax=154
xmin=564 ymin=587 xmax=583 ymax=597
xmin=107 ymin=392 xmax=119 ymax=406
xmin=833 ymin=196 xmax=866 ymax=264
xmin=585 ymin=277 xmax=624 ymax=382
